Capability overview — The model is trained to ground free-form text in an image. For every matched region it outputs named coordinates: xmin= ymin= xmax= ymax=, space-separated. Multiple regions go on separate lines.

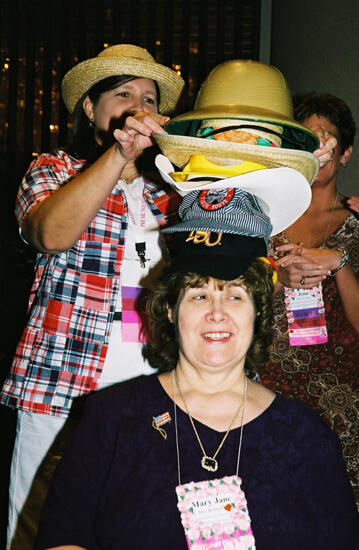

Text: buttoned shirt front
xmin=1 ymin=150 xmax=180 ymax=416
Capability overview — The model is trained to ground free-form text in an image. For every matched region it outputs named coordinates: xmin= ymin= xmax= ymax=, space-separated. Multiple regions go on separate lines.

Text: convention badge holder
xmin=176 ymin=475 xmax=256 ymax=549
xmin=284 ymin=283 xmax=328 ymax=346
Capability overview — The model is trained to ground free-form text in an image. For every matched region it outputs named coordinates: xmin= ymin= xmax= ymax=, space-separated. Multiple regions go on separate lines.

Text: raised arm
xmin=22 ymin=112 xmax=168 ymax=254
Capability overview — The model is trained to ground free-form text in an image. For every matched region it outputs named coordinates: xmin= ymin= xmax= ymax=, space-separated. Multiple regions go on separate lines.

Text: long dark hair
xmin=65 ymin=75 xmax=161 ymax=164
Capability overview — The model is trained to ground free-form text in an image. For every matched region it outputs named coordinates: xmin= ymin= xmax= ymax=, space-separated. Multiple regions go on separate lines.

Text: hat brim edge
xmin=155 ymin=155 xmax=312 ymax=236
xmin=154 ymin=134 xmax=319 ymax=184
xmin=61 ymin=57 xmax=185 ymax=114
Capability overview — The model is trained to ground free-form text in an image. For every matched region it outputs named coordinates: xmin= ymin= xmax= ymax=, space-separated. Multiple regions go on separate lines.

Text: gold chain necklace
xmin=322 ymin=191 xmax=339 ymax=244
xmin=173 ymin=369 xmax=248 ymax=472
xmin=290 ymin=191 xmax=339 ymax=245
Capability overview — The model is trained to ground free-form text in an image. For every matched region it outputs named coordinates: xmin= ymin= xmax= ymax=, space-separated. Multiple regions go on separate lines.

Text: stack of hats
xmin=154 ymin=59 xmax=319 ymax=184
xmin=162 ymin=188 xmax=272 ymax=280
xmin=154 ymin=60 xmax=318 ymax=280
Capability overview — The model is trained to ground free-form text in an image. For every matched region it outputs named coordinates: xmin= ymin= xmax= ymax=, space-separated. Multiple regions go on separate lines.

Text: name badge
xmin=284 ymin=283 xmax=328 ymax=346
xmin=176 ymin=475 xmax=256 ymax=549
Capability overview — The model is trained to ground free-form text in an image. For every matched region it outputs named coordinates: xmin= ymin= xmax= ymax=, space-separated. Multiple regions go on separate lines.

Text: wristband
xmin=330 ymin=248 xmax=349 ymax=275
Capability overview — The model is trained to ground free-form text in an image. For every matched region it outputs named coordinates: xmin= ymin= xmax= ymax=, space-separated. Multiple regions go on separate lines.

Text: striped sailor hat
xmin=162 ymin=188 xmax=272 ymax=280
xmin=163 ymin=188 xmax=272 ymax=246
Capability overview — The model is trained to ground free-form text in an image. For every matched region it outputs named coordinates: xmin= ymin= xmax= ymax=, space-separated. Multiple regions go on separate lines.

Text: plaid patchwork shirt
xmin=1 ymin=150 xmax=180 ymax=417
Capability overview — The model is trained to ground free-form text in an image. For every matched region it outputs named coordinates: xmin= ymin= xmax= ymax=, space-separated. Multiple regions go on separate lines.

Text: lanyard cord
xmin=172 ymin=370 xmax=248 ymax=485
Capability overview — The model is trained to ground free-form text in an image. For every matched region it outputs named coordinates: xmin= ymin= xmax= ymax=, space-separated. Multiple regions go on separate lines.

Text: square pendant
xmin=201 ymin=456 xmax=218 ymax=472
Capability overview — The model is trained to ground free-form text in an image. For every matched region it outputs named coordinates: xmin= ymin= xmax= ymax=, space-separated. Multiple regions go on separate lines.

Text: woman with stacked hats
xmin=35 ymin=174 xmax=359 ymax=549
xmin=1 ymin=44 xmax=184 ymax=549
xmin=154 ymin=64 xmax=359 ymax=508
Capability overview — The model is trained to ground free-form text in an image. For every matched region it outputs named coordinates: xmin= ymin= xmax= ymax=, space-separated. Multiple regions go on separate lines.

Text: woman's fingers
xmin=113 ymin=112 xmax=170 ymax=160
xmin=313 ymin=135 xmax=337 ymax=167
xmin=113 ymin=128 xmax=135 ymax=143
xmin=347 ymin=196 xmax=359 ymax=213
xmin=123 ymin=112 xmax=170 ymax=135
xmin=276 ymin=246 xmax=303 ymax=258
xmin=279 ymin=270 xmax=327 ymax=289
xmin=276 ymin=254 xmax=316 ymax=269
xmin=296 ymin=274 xmax=325 ymax=289
xmin=276 ymin=258 xmax=330 ymax=289
xmin=277 ymin=259 xmax=330 ymax=277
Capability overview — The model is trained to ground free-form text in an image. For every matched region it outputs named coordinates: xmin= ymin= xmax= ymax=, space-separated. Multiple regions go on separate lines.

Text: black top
xmin=36 ymin=374 xmax=359 ymax=550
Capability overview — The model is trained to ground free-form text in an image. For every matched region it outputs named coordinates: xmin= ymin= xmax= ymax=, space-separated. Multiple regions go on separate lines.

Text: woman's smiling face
xmin=83 ymin=77 xmax=158 ymax=140
xmin=175 ymin=277 xmax=256 ymax=374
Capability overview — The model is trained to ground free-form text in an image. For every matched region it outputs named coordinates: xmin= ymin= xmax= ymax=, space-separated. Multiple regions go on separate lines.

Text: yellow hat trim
xmin=170 ymin=154 xmax=267 ymax=182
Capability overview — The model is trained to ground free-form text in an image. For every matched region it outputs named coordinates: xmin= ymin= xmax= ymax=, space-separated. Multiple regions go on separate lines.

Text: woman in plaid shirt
xmin=2 ymin=44 xmax=184 ymax=550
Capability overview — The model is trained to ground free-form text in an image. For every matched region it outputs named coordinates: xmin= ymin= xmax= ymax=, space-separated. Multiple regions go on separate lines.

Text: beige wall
xmin=270 ymin=0 xmax=359 ymax=196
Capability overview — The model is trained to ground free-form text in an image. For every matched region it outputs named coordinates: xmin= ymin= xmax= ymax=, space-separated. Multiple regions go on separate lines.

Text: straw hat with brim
xmin=162 ymin=109 xmax=318 ymax=150
xmin=153 ymin=59 xmax=320 ymax=183
xmin=160 ymin=59 xmax=319 ymax=151
xmin=156 ymin=154 xmax=312 ymax=236
xmin=154 ymin=134 xmax=319 ymax=185
xmin=61 ymin=44 xmax=185 ymax=115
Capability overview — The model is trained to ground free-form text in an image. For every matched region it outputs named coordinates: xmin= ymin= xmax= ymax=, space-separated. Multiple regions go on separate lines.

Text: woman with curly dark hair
xmin=35 ymin=186 xmax=358 ymax=550
xmin=144 ymin=258 xmax=274 ymax=380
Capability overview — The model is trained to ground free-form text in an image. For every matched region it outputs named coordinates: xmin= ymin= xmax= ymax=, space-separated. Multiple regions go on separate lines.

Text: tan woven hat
xmin=61 ymin=44 xmax=185 ymax=115
xmin=154 ymin=59 xmax=320 ymax=183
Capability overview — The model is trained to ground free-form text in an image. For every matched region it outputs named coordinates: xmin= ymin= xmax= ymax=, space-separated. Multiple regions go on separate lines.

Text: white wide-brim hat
xmin=62 ymin=44 xmax=185 ymax=114
xmin=155 ymin=154 xmax=312 ymax=236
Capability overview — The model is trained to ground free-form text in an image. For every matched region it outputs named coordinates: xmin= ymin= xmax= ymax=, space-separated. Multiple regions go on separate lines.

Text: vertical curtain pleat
xmin=24 ymin=8 xmax=36 ymax=164
xmin=6 ymin=0 xmax=19 ymax=170
xmin=58 ymin=0 xmax=72 ymax=148
xmin=40 ymin=3 xmax=53 ymax=153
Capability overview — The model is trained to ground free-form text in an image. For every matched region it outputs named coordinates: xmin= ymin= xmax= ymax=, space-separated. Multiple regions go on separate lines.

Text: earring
xmin=88 ymin=118 xmax=95 ymax=128
xmin=342 ymin=163 xmax=347 ymax=168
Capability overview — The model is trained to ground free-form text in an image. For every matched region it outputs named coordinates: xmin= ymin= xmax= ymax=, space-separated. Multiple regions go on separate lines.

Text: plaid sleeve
xmin=164 ymin=187 xmax=181 ymax=227
xmin=15 ymin=151 xmax=82 ymax=227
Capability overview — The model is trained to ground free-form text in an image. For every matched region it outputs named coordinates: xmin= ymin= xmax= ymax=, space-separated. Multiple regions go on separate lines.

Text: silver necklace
xmin=172 ymin=370 xmax=248 ymax=479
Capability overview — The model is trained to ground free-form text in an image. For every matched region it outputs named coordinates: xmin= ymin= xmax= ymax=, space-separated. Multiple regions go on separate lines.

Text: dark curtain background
xmin=0 ymin=0 xmax=263 ymax=544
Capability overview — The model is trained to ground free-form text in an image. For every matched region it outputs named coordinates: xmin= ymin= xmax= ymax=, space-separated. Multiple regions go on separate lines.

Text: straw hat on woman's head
xmin=62 ymin=44 xmax=185 ymax=115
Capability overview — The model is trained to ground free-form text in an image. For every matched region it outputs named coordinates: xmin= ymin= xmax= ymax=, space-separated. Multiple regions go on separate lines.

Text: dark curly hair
xmin=293 ymin=92 xmax=356 ymax=154
xmin=143 ymin=258 xmax=274 ymax=379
